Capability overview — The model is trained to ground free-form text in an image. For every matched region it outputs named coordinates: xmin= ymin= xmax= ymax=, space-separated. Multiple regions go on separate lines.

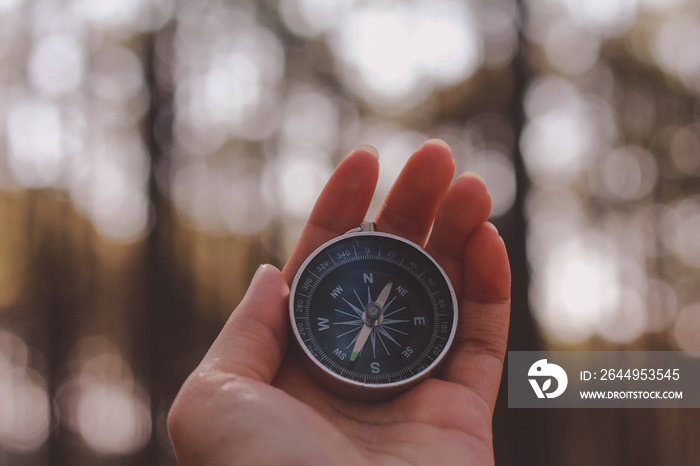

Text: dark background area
xmin=0 ymin=0 xmax=699 ymax=464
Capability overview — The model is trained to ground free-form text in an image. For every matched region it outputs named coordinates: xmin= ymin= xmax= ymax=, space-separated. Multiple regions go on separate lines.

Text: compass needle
xmin=350 ymin=324 xmax=372 ymax=361
xmin=376 ymin=281 xmax=393 ymax=308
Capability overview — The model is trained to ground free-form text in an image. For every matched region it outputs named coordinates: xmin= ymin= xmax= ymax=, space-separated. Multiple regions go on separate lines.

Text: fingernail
xmin=355 ymin=145 xmax=379 ymax=159
xmin=423 ymin=138 xmax=451 ymax=151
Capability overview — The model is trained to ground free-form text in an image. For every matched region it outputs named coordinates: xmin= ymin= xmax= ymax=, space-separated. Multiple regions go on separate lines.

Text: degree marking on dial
xmin=328 ymin=254 xmax=337 ymax=265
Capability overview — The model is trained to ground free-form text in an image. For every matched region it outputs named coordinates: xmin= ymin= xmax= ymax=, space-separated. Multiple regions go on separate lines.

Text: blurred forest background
xmin=0 ymin=0 xmax=699 ymax=465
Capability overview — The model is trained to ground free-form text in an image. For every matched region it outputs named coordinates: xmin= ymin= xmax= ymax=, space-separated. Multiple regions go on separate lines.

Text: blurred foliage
xmin=0 ymin=0 xmax=699 ymax=464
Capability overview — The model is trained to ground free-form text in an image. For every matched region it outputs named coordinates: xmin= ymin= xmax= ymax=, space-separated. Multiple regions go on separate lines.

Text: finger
xmin=283 ymin=146 xmax=379 ymax=283
xmin=440 ymin=224 xmax=511 ymax=412
xmin=374 ymin=139 xmax=454 ymax=246
xmin=425 ymin=173 xmax=492 ymax=298
xmin=199 ymin=264 xmax=290 ymax=384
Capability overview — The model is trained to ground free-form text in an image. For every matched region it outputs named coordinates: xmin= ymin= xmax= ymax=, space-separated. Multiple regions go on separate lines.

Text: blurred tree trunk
xmin=492 ymin=2 xmax=549 ymax=464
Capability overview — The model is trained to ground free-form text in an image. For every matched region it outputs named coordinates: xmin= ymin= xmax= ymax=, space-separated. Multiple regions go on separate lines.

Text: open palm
xmin=168 ymin=140 xmax=511 ymax=465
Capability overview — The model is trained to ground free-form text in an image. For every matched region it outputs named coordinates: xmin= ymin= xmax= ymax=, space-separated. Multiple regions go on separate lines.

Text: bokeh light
xmin=589 ymin=145 xmax=658 ymax=202
xmin=279 ymin=0 xmax=353 ymax=38
xmin=331 ymin=0 xmax=482 ymax=114
xmin=174 ymin=2 xmax=285 ymax=154
xmin=673 ymin=303 xmax=700 ymax=352
xmin=67 ymin=131 xmax=151 ymax=242
xmin=521 ymin=76 xmax=617 ymax=184
xmin=90 ymin=47 xmax=144 ymax=102
xmin=670 ymin=124 xmax=700 ymax=175
xmin=0 ymin=0 xmax=22 ymax=13
xmin=55 ymin=337 xmax=152 ymax=455
xmin=657 ymin=196 xmax=700 ymax=268
xmin=532 ymin=229 xmax=618 ymax=343
xmin=653 ymin=16 xmax=700 ymax=93
xmin=0 ymin=331 xmax=50 ymax=454
xmin=7 ymin=96 xmax=67 ymax=188
xmin=72 ymin=0 xmax=142 ymax=28
xmin=28 ymin=33 xmax=85 ymax=98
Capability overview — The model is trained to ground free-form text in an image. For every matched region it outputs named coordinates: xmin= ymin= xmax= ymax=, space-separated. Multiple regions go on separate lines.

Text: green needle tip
xmin=350 ymin=351 xmax=359 ymax=361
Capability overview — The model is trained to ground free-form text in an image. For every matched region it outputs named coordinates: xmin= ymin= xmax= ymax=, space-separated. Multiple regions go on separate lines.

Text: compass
xmin=289 ymin=221 xmax=458 ymax=401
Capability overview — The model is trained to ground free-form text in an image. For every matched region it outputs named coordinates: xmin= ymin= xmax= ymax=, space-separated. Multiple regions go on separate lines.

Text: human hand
xmin=168 ymin=140 xmax=511 ymax=465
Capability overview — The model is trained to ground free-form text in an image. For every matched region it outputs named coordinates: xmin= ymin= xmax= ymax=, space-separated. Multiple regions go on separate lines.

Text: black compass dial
xmin=290 ymin=229 xmax=458 ymax=396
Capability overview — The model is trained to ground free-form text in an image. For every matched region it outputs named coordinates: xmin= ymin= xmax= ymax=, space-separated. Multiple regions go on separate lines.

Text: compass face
xmin=289 ymin=230 xmax=458 ymax=399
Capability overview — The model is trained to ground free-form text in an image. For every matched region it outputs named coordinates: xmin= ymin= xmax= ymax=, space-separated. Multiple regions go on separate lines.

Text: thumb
xmin=200 ymin=264 xmax=289 ymax=384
